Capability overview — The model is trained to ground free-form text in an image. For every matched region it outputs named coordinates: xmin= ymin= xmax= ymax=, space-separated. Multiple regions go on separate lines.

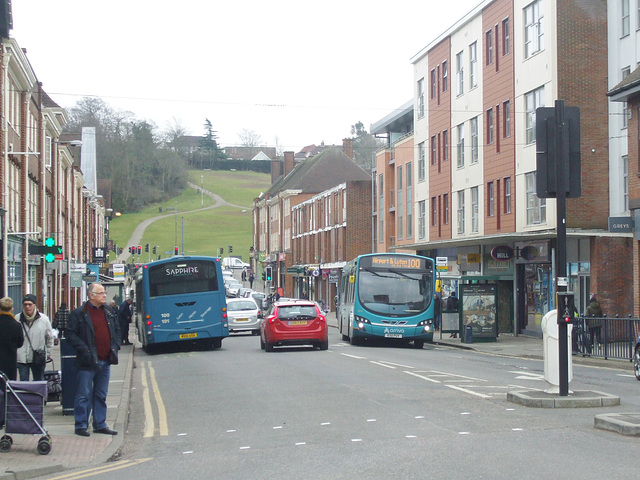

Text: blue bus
xmin=337 ymin=253 xmax=436 ymax=348
xmin=134 ymin=256 xmax=229 ymax=352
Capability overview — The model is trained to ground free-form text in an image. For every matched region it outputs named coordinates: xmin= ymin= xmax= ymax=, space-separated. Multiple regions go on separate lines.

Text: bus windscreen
xmin=148 ymin=260 xmax=221 ymax=297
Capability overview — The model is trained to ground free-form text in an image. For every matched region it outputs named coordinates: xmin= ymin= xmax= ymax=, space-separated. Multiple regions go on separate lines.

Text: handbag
xmin=21 ymin=321 xmax=47 ymax=366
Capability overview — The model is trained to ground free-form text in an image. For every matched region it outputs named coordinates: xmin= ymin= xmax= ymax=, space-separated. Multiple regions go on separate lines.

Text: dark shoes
xmin=75 ymin=428 xmax=90 ymax=437
xmin=93 ymin=427 xmax=118 ymax=435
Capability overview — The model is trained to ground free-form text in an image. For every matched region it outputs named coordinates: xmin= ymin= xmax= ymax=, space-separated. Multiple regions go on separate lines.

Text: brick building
xmin=252 ymin=141 xmax=371 ymax=309
xmin=374 ymin=0 xmax=628 ymax=336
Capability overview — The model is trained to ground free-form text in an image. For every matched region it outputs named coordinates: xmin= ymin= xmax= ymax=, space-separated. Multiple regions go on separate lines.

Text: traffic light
xmin=137 ymin=245 xmax=142 ymax=255
xmin=261 ymin=272 xmax=265 ymax=281
xmin=153 ymin=246 xmax=157 ymax=254
xmin=220 ymin=247 xmax=223 ymax=256
xmin=557 ymin=292 xmax=575 ymax=325
xmin=45 ymin=237 xmax=55 ymax=248
xmin=174 ymin=246 xmax=179 ymax=256
xmin=229 ymin=245 xmax=233 ymax=254
xmin=266 ymin=266 xmax=272 ymax=282
xmin=145 ymin=243 xmax=149 ymax=253
xmin=118 ymin=247 xmax=123 ymax=255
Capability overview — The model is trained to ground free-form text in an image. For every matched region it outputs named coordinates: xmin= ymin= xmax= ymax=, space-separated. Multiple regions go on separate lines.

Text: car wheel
xmin=634 ymin=347 xmax=640 ymax=381
xmin=265 ymin=342 xmax=274 ymax=352
xmin=319 ymin=340 xmax=329 ymax=351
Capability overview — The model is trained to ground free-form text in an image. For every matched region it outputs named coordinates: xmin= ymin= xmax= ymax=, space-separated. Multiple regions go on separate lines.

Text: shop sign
xmin=491 ymin=245 xmax=514 ymax=261
xmin=609 ymin=216 xmax=633 ymax=233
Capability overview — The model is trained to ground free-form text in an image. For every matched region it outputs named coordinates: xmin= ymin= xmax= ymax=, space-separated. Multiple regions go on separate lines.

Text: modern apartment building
xmin=375 ymin=0 xmax=627 ymax=336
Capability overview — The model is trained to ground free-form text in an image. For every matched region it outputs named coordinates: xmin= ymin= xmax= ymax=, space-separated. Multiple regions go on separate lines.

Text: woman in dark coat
xmin=0 ymin=297 xmax=25 ymax=381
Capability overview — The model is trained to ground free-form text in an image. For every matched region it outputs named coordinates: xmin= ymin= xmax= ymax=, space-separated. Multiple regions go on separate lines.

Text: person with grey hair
xmin=16 ymin=294 xmax=53 ymax=381
xmin=65 ymin=282 xmax=121 ymax=437
xmin=0 ymin=297 xmax=24 ymax=381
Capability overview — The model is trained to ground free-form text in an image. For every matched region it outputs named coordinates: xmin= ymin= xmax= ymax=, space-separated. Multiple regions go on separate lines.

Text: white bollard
xmin=541 ymin=310 xmax=573 ymax=394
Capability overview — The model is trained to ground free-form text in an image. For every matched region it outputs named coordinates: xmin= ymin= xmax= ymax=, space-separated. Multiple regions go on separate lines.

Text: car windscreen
xmin=277 ymin=305 xmax=317 ymax=320
xmin=227 ymin=301 xmax=257 ymax=311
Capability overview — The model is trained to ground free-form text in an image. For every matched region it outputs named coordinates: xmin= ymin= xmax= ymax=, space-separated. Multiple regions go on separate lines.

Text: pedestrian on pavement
xmin=53 ymin=302 xmax=70 ymax=338
xmin=118 ymin=297 xmax=134 ymax=345
xmin=446 ymin=292 xmax=459 ymax=338
xmin=249 ymin=272 xmax=255 ymax=289
xmin=66 ymin=282 xmax=120 ymax=437
xmin=586 ymin=295 xmax=603 ymax=346
xmin=242 ymin=267 xmax=247 ymax=282
xmin=434 ymin=293 xmax=442 ymax=331
xmin=0 ymin=297 xmax=25 ymax=381
xmin=16 ymin=294 xmax=54 ymax=381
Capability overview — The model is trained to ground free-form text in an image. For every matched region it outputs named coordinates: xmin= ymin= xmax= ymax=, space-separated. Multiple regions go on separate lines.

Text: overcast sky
xmin=12 ymin=0 xmax=480 ymax=152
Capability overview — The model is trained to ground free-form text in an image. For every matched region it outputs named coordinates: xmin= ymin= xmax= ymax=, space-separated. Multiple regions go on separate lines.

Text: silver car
xmin=226 ymin=298 xmax=262 ymax=335
xmin=225 ymin=281 xmax=242 ymax=298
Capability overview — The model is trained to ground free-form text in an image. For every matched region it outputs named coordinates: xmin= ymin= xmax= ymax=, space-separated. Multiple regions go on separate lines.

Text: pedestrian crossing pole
xmin=536 ymin=100 xmax=581 ymax=397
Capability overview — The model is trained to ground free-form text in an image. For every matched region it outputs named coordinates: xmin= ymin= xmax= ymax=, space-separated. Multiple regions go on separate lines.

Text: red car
xmin=260 ymin=299 xmax=328 ymax=351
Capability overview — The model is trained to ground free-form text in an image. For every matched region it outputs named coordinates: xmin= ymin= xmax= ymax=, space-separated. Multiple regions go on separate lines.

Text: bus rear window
xmin=148 ymin=260 xmax=220 ymax=297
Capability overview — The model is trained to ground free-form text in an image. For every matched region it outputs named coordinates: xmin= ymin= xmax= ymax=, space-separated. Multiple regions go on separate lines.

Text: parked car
xmin=225 ymin=281 xmax=242 ymax=298
xmin=226 ymin=298 xmax=262 ymax=335
xmin=260 ymin=299 xmax=328 ymax=352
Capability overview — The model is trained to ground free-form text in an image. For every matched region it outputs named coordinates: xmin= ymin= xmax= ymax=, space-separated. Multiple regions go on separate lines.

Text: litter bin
xmin=60 ymin=338 xmax=78 ymax=416
xmin=463 ymin=324 xmax=473 ymax=344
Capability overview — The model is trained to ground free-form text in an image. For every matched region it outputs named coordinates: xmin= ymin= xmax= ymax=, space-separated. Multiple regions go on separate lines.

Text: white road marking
xmin=509 ymin=370 xmax=545 ymax=381
xmin=340 ymin=353 xmax=367 ymax=360
xmin=378 ymin=361 xmax=415 ymax=369
xmin=370 ymin=361 xmax=396 ymax=369
xmin=446 ymin=384 xmax=492 ymax=399
xmin=404 ymin=371 xmax=441 ymax=383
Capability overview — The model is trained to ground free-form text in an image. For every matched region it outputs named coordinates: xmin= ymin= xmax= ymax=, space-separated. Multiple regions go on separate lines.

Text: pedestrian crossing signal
xmin=557 ymin=292 xmax=575 ymax=325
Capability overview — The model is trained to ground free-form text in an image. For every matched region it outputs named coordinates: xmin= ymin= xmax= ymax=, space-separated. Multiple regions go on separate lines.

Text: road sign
xmin=436 ymin=256 xmax=447 ymax=267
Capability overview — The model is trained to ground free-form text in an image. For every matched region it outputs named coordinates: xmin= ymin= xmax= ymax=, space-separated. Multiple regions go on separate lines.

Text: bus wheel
xmin=349 ymin=335 xmax=360 ymax=346
xmin=212 ymin=338 xmax=222 ymax=349
xmin=413 ymin=340 xmax=424 ymax=349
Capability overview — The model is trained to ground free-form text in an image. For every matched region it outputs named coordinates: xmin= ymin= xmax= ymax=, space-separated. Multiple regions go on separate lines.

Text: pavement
xmin=1 ymin=320 xmax=637 ymax=479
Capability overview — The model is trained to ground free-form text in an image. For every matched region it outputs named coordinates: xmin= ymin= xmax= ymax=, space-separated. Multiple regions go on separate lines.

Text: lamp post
xmin=201 ymin=175 xmax=204 ymax=207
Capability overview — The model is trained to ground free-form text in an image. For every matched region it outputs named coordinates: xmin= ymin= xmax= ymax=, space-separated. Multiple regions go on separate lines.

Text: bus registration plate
xmin=289 ymin=320 xmax=308 ymax=326
xmin=385 ymin=333 xmax=403 ymax=338
xmin=180 ymin=333 xmax=198 ymax=339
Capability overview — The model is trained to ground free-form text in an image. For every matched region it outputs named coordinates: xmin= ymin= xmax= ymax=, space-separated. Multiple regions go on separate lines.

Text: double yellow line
xmin=141 ymin=361 xmax=169 ymax=437
xmin=46 ymin=458 xmax=153 ymax=479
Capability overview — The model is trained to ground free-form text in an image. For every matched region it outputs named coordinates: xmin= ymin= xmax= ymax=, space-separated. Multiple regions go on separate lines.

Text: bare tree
xmin=162 ymin=117 xmax=189 ymax=151
xmin=238 ymin=129 xmax=263 ymax=148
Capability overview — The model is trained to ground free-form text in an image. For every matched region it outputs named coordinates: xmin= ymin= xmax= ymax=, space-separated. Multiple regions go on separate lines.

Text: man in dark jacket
xmin=586 ymin=295 xmax=604 ymax=346
xmin=0 ymin=297 xmax=24 ymax=381
xmin=118 ymin=298 xmax=133 ymax=345
xmin=65 ymin=283 xmax=120 ymax=437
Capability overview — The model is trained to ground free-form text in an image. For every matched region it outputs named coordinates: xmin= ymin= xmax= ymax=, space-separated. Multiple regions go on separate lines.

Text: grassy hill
xmin=107 ymin=169 xmax=271 ymax=263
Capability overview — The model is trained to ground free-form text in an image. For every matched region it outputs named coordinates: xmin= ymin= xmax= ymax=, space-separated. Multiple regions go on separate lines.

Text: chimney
xmin=342 ymin=138 xmax=354 ymax=160
xmin=284 ymin=151 xmax=295 ymax=177
xmin=270 ymin=158 xmax=282 ymax=183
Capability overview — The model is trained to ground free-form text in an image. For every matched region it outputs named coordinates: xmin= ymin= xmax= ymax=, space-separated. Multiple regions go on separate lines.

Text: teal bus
xmin=134 ymin=256 xmax=229 ymax=352
xmin=337 ymin=253 xmax=436 ymax=348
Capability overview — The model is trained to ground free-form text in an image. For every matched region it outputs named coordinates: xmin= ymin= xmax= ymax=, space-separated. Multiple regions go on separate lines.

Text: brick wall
xmin=346 ymin=180 xmax=372 ymax=260
xmin=590 ymin=236 xmax=634 ymax=316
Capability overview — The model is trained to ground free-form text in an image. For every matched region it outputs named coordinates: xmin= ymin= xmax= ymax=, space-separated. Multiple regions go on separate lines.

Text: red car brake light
xmin=268 ymin=315 xmax=277 ymax=324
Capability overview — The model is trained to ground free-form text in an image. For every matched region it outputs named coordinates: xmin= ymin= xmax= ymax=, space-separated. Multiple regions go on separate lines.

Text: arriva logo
xmin=384 ymin=327 xmax=405 ymax=334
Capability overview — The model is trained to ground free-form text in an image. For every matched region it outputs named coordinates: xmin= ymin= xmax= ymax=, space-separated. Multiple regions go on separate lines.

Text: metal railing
xmin=572 ymin=315 xmax=640 ymax=361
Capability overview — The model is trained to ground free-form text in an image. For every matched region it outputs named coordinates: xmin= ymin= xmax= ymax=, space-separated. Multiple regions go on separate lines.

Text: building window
xmin=471 ymin=187 xmax=479 ymax=233
xmin=502 ymin=18 xmax=510 ymax=54
xmin=457 ymin=191 xmax=465 ymax=234
xmin=443 ymin=130 xmax=449 ymax=162
xmin=430 ymin=69 xmax=437 ymax=99
xmin=526 ymin=172 xmax=546 ymax=224
xmin=524 ymin=0 xmax=544 ymax=58
xmin=470 ymin=41 xmax=478 ymax=88
xmin=443 ymin=193 xmax=449 ymax=224
xmin=418 ymin=142 xmax=426 ymax=182
xmin=624 ymin=155 xmax=629 ymax=212
xmin=456 ymin=51 xmax=464 ymax=96
xmin=487 ymin=109 xmax=494 ymax=145
xmin=486 ymin=30 xmax=493 ymax=66
xmin=623 ymin=67 xmax=631 ymax=129
xmin=431 ymin=136 xmax=437 ymax=165
xmin=526 ymin=86 xmax=544 ymax=144
xmin=488 ymin=182 xmax=495 ymax=217
xmin=442 ymin=60 xmax=448 ymax=91
xmin=504 ymin=176 xmax=511 ymax=214
xmin=431 ymin=197 xmax=437 ymax=227
xmin=457 ymin=123 xmax=465 ymax=168
xmin=471 ymin=117 xmax=479 ymax=163
xmin=407 ymin=162 xmax=412 ymax=238
xmin=622 ymin=0 xmax=630 ymax=37
xmin=418 ymin=201 xmax=426 ymax=240
xmin=503 ymin=100 xmax=511 ymax=137
xmin=417 ymin=78 xmax=425 ymax=118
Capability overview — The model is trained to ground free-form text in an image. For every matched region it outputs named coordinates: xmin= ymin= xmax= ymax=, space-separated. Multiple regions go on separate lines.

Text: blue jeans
xmin=17 ymin=362 xmax=45 ymax=381
xmin=74 ymin=361 xmax=111 ymax=431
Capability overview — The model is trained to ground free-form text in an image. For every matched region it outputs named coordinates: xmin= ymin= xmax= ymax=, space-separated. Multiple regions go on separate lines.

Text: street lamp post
xmin=201 ymin=175 xmax=204 ymax=207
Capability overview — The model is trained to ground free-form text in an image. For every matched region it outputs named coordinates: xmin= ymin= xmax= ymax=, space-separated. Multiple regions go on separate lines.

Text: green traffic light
xmin=45 ymin=253 xmax=55 ymax=263
xmin=45 ymin=237 xmax=55 ymax=247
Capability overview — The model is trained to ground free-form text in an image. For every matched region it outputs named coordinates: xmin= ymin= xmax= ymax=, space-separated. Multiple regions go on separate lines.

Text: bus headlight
xmin=417 ymin=319 xmax=434 ymax=332
xmin=354 ymin=316 xmax=371 ymax=330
